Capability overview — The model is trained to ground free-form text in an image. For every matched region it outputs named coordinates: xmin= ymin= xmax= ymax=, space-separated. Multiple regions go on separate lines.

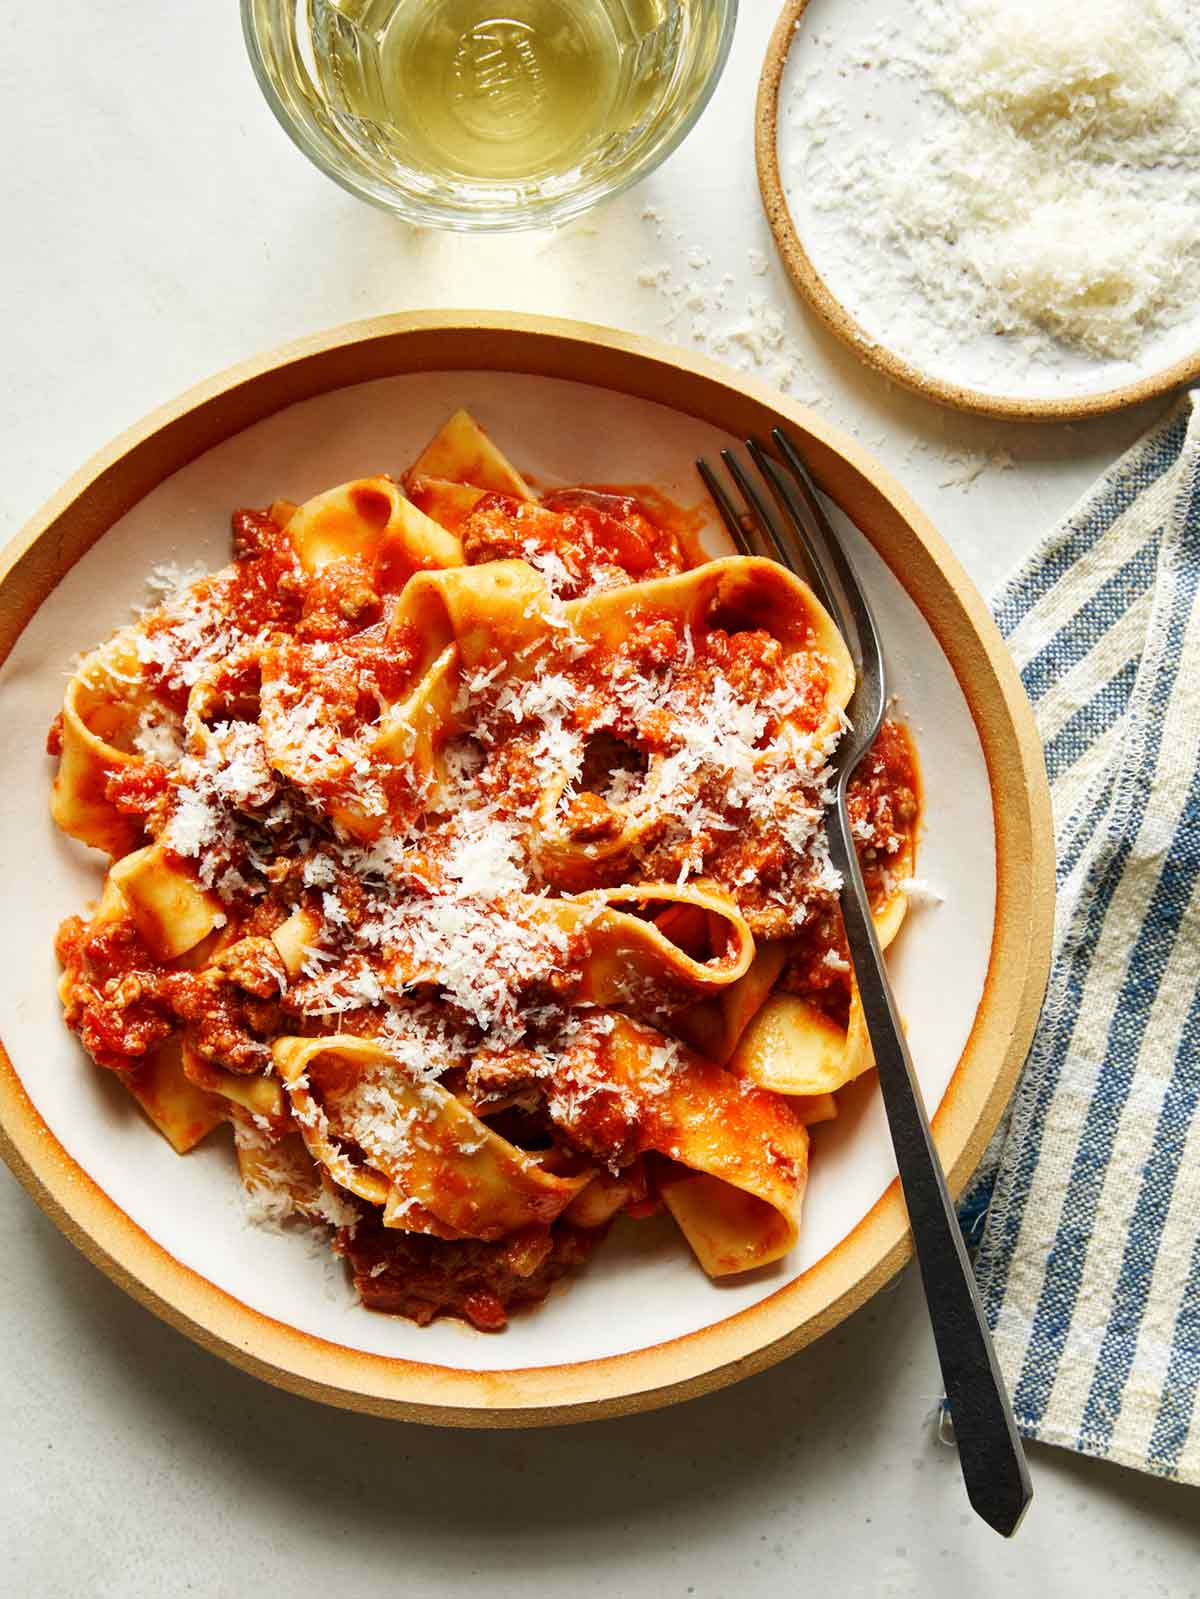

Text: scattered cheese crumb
xmin=897 ymin=875 xmax=945 ymax=907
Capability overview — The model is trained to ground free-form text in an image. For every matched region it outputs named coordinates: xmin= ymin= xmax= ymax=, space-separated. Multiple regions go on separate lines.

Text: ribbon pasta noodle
xmin=47 ymin=410 xmax=921 ymax=1330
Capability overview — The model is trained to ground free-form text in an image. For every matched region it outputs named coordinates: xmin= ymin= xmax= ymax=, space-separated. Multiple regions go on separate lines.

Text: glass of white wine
xmin=243 ymin=0 xmax=738 ymax=230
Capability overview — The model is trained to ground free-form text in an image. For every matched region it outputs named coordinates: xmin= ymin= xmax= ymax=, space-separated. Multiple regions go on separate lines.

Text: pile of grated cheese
xmin=790 ymin=0 xmax=1200 ymax=365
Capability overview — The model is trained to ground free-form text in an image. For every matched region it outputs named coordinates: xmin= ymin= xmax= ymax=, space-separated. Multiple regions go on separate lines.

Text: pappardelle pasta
xmin=48 ymin=410 xmax=919 ymax=1331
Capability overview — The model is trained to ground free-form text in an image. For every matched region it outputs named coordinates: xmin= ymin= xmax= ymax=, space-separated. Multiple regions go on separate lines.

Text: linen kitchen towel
xmin=960 ymin=390 xmax=1200 ymax=1485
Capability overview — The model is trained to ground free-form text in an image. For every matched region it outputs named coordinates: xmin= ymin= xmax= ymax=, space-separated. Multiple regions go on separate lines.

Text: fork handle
xmin=825 ymin=796 xmax=1032 ymax=1538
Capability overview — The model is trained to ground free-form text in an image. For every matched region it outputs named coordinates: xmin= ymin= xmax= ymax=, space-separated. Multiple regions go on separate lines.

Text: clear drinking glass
xmin=242 ymin=0 xmax=737 ymax=231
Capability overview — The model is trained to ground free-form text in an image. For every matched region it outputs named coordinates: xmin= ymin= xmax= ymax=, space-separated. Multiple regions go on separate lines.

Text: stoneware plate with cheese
xmin=758 ymin=0 xmax=1200 ymax=420
xmin=0 ymin=313 xmax=1053 ymax=1424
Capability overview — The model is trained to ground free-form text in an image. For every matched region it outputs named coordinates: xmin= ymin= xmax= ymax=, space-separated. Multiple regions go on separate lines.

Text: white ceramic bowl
xmin=0 ymin=314 xmax=1053 ymax=1424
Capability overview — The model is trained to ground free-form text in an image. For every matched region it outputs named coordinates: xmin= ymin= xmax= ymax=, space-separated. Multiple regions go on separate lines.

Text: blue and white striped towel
xmin=959 ymin=390 xmax=1200 ymax=1485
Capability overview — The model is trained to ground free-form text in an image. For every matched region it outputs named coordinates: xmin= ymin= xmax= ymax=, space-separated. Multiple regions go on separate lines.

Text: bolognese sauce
xmin=48 ymin=416 xmax=921 ymax=1331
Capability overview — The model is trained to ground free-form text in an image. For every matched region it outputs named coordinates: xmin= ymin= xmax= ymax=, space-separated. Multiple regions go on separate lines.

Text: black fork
xmin=698 ymin=429 xmax=1032 ymax=1539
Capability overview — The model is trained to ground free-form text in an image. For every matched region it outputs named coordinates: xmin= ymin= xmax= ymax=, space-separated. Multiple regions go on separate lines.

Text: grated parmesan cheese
xmin=897 ymin=875 xmax=946 ymax=907
xmin=132 ymin=703 xmax=184 ymax=764
xmin=789 ymin=0 xmax=1200 ymax=367
xmin=140 ymin=560 xmax=211 ymax=612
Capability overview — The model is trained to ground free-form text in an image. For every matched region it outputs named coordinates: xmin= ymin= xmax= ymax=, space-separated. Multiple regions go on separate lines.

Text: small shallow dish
xmin=757 ymin=0 xmax=1200 ymax=421
xmin=0 ymin=312 xmax=1053 ymax=1424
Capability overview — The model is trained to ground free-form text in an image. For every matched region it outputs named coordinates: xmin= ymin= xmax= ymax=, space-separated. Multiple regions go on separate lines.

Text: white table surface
xmin=1 ymin=5 xmax=1196 ymax=1595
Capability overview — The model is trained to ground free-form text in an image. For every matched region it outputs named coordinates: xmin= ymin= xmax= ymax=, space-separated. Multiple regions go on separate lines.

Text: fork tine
xmin=770 ymin=427 xmax=883 ymax=673
xmin=745 ymin=437 xmax=847 ymax=636
xmin=718 ymin=449 xmax=790 ymax=564
xmin=696 ymin=457 xmax=757 ymax=558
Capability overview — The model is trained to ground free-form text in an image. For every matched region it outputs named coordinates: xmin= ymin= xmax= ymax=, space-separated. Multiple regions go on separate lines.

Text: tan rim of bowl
xmin=0 ymin=310 xmax=1055 ymax=1425
xmin=755 ymin=0 xmax=1200 ymax=423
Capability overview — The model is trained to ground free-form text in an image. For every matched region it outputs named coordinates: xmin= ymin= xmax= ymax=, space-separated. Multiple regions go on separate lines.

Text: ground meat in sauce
xmin=230 ymin=508 xmax=283 ymax=562
xmin=162 ymin=973 xmax=272 ymax=1073
xmin=465 ymin=1047 xmax=546 ymax=1107
xmin=781 ymin=910 xmax=853 ymax=1024
xmin=56 ymin=919 xmax=177 ymax=1071
xmin=779 ymin=719 xmax=920 ymax=1022
xmin=849 ymin=718 xmax=921 ymax=891
xmin=210 ymin=936 xmax=286 ymax=999
xmin=561 ymin=790 xmax=624 ymax=842
xmin=56 ymin=912 xmax=283 ymax=1076
xmin=213 ymin=520 xmax=306 ymax=638
xmin=104 ymin=761 xmax=172 ymax=833
xmin=459 ymin=491 xmax=684 ymax=594
xmin=340 ymin=1217 xmax=608 ymax=1331
xmin=298 ymin=557 xmax=382 ymax=641
xmin=703 ymin=627 xmax=785 ymax=698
